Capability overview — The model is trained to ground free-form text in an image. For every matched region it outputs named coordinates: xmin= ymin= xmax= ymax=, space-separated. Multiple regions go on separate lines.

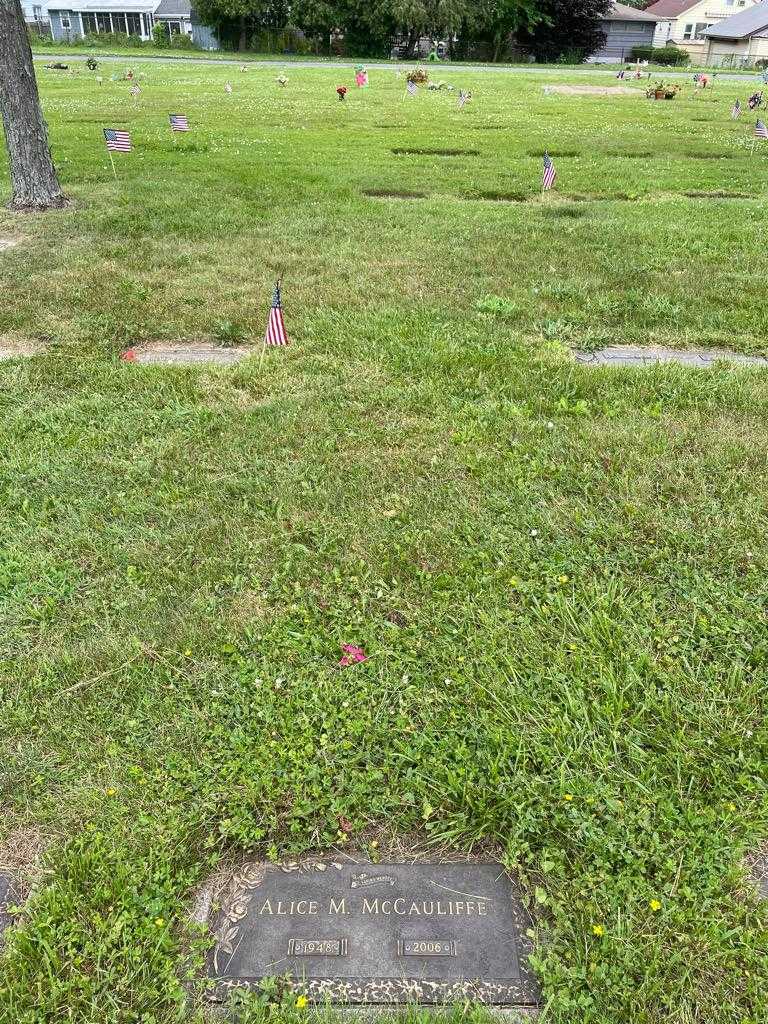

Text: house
xmin=153 ymin=0 xmax=219 ymax=50
xmin=21 ymin=1 xmax=48 ymax=24
xmin=588 ymin=2 xmax=658 ymax=62
xmin=702 ymin=2 xmax=768 ymax=64
xmin=46 ymin=0 xmax=218 ymax=46
xmin=645 ymin=0 xmax=762 ymax=59
xmin=47 ymin=0 xmax=157 ymax=41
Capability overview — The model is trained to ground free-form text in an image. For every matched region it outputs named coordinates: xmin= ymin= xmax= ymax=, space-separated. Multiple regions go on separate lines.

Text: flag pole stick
xmin=108 ymin=150 xmax=117 ymax=180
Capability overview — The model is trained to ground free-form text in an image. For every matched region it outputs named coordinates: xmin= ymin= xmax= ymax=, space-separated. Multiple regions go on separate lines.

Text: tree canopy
xmin=194 ymin=0 xmax=613 ymax=61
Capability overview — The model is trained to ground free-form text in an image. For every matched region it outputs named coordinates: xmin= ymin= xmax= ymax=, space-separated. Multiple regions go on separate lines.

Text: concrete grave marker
xmin=204 ymin=859 xmax=539 ymax=1008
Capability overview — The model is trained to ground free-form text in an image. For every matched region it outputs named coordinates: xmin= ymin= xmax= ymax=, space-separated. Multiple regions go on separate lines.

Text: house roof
xmin=154 ymin=0 xmax=191 ymax=17
xmin=643 ymin=0 xmax=699 ymax=18
xmin=49 ymin=0 xmax=155 ymax=10
xmin=702 ymin=1 xmax=768 ymax=38
xmin=606 ymin=2 xmax=659 ymax=21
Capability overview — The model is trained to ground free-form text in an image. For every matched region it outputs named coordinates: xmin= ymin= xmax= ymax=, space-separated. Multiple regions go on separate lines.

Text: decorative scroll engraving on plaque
xmin=398 ymin=939 xmax=455 ymax=957
xmin=350 ymin=872 xmax=395 ymax=890
xmin=289 ymin=938 xmax=348 ymax=956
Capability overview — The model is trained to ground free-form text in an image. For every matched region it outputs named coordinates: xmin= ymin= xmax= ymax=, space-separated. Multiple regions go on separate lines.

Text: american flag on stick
xmin=104 ymin=128 xmax=132 ymax=152
xmin=406 ymin=80 xmax=418 ymax=97
xmin=542 ymin=151 xmax=557 ymax=192
xmin=731 ymin=99 xmax=742 ymax=119
xmin=755 ymin=118 xmax=768 ymax=139
xmin=169 ymin=113 xmax=189 ymax=132
xmin=458 ymin=89 xmax=470 ymax=109
xmin=264 ymin=281 xmax=289 ymax=347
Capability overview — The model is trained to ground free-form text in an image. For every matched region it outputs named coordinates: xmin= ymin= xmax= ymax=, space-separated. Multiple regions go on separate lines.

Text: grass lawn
xmin=0 ymin=63 xmax=767 ymax=1023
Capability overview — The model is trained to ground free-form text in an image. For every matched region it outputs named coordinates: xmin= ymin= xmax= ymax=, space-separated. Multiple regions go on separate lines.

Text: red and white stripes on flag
xmin=169 ymin=113 xmax=190 ymax=132
xmin=265 ymin=281 xmax=289 ymax=346
xmin=755 ymin=118 xmax=768 ymax=139
xmin=542 ymin=151 xmax=557 ymax=191
xmin=104 ymin=128 xmax=132 ymax=152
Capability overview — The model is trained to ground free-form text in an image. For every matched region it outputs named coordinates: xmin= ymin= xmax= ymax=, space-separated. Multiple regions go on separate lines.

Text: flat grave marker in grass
xmin=0 ymin=874 xmax=19 ymax=945
xmin=575 ymin=345 xmax=768 ymax=368
xmin=122 ymin=342 xmax=252 ymax=365
xmin=203 ymin=859 xmax=539 ymax=1008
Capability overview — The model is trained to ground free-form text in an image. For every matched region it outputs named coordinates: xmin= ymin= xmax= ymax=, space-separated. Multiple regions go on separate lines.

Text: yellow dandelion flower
xmin=649 ymin=898 xmax=662 ymax=912
xmin=184 ymin=649 xmax=192 ymax=657
xmin=154 ymin=917 xmax=165 ymax=927
xmin=564 ymin=793 xmax=573 ymax=802
xmin=592 ymin=924 xmax=605 ymax=937
xmin=105 ymin=787 xmax=117 ymax=797
xmin=558 ymin=575 xmax=570 ymax=584
xmin=296 ymin=995 xmax=308 ymax=1009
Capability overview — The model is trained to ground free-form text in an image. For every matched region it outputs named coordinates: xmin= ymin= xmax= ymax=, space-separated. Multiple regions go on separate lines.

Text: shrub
xmin=152 ymin=22 xmax=169 ymax=47
xmin=169 ymin=32 xmax=197 ymax=50
xmin=631 ymin=45 xmax=689 ymax=66
xmin=76 ymin=31 xmax=143 ymax=48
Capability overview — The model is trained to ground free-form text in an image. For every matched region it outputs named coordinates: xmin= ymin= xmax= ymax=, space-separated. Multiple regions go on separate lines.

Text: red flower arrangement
xmin=337 ymin=86 xmax=347 ymax=101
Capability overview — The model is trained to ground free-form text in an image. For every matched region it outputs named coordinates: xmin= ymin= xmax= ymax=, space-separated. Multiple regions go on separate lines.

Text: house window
xmin=126 ymin=12 xmax=141 ymax=34
xmin=166 ymin=19 xmax=181 ymax=33
xmin=96 ymin=12 xmax=111 ymax=31
xmin=61 ymin=15 xmax=70 ymax=29
xmin=685 ymin=22 xmax=711 ymax=40
xmin=81 ymin=11 xmax=96 ymax=31
xmin=112 ymin=12 xmax=127 ymax=33
xmin=32 ymin=4 xmax=42 ymax=17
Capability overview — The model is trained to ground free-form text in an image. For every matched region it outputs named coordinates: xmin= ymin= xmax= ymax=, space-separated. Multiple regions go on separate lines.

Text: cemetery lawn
xmin=1 ymin=64 xmax=767 ymax=1023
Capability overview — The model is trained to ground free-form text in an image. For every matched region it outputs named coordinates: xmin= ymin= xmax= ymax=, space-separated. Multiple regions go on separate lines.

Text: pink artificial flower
xmin=338 ymin=644 xmax=368 ymax=667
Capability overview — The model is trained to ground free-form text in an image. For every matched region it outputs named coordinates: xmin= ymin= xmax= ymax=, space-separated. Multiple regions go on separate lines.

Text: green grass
xmin=0 ymin=64 xmax=767 ymax=1024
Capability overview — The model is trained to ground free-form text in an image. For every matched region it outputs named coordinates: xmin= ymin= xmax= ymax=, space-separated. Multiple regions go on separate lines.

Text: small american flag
xmin=731 ymin=99 xmax=742 ymax=119
xmin=406 ymin=80 xmax=417 ymax=97
xmin=458 ymin=89 xmax=469 ymax=109
xmin=169 ymin=113 xmax=189 ymax=132
xmin=104 ymin=128 xmax=131 ymax=152
xmin=616 ymin=69 xmax=625 ymax=80
xmin=542 ymin=151 xmax=556 ymax=191
xmin=265 ymin=281 xmax=288 ymax=347
xmin=755 ymin=118 xmax=768 ymax=139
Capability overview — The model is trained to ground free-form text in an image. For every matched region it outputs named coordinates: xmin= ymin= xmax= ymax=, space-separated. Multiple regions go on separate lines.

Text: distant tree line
xmin=193 ymin=0 xmax=614 ymax=62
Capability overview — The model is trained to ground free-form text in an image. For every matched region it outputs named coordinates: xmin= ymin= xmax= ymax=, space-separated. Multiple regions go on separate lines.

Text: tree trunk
xmin=0 ymin=0 xmax=66 ymax=210
xmin=238 ymin=15 xmax=247 ymax=51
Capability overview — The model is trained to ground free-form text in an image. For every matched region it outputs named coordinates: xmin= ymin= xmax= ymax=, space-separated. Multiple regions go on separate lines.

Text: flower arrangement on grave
xmin=86 ymin=56 xmax=98 ymax=71
xmin=337 ymin=86 xmax=347 ymax=101
xmin=406 ymin=68 xmax=428 ymax=85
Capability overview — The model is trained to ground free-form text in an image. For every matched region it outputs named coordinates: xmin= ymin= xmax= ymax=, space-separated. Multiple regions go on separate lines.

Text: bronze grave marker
xmin=206 ymin=860 xmax=539 ymax=1007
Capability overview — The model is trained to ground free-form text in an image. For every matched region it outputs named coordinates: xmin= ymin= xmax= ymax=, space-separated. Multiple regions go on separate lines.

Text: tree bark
xmin=238 ymin=14 xmax=247 ymax=50
xmin=0 ymin=0 xmax=65 ymax=210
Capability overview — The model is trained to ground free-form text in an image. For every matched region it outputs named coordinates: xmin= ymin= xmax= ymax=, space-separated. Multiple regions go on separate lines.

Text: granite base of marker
xmin=195 ymin=857 xmax=540 ymax=1013
xmin=575 ymin=345 xmax=768 ymax=368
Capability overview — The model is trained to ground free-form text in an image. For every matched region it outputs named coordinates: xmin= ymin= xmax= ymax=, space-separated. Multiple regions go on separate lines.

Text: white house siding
xmin=651 ymin=0 xmax=762 ymax=55
xmin=590 ymin=19 xmax=657 ymax=62
xmin=706 ymin=34 xmax=768 ymax=62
